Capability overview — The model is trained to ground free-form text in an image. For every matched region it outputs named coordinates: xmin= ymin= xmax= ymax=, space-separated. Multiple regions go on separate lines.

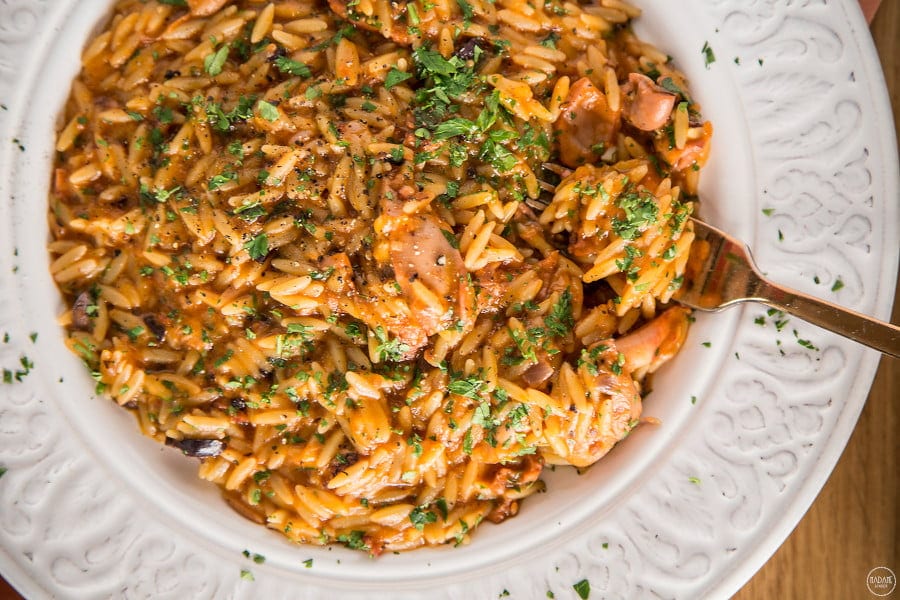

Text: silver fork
xmin=524 ymin=195 xmax=899 ymax=357
xmin=676 ymin=217 xmax=899 ymax=358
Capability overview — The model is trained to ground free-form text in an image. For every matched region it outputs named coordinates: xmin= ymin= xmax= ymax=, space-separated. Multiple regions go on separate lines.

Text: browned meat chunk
xmin=622 ymin=72 xmax=676 ymax=131
xmin=554 ymin=77 xmax=621 ymax=168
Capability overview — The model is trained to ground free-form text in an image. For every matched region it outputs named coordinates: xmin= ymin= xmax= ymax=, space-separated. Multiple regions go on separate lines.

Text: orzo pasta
xmin=49 ymin=0 xmax=711 ymax=553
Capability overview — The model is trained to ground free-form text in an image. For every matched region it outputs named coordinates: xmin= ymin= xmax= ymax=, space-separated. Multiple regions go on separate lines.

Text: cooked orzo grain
xmin=49 ymin=0 xmax=711 ymax=554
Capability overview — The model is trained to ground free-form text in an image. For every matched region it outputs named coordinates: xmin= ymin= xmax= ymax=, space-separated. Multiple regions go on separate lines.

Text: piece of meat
xmin=318 ymin=252 xmax=356 ymax=295
xmin=531 ymin=253 xmax=583 ymax=312
xmin=521 ymin=360 xmax=554 ymax=387
xmin=486 ymin=498 xmax=520 ymax=524
xmin=621 ymin=72 xmax=676 ymax=131
xmin=538 ymin=305 xmax=690 ymax=473
xmin=487 ymin=455 xmax=543 ymax=495
xmin=339 ymin=175 xmax=477 ymax=360
xmin=484 ymin=454 xmax=542 ymax=522
xmin=538 ymin=343 xmax=642 ymax=468
xmin=553 ymin=77 xmax=621 ymax=168
xmin=615 ymin=306 xmax=691 ymax=374
xmin=387 ymin=212 xmax=475 ymax=337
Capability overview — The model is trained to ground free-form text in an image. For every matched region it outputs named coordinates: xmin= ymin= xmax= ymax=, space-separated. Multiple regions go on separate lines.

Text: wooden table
xmin=1 ymin=5 xmax=897 ymax=600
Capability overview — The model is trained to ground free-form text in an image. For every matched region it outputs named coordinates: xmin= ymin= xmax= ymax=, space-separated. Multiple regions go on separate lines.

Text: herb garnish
xmin=409 ymin=505 xmax=438 ymax=530
xmin=384 ymin=68 xmax=413 ymax=89
xmin=545 ymin=289 xmax=574 ymax=337
xmin=372 ymin=326 xmax=410 ymax=362
xmin=257 ymin=100 xmax=280 ymax=122
xmin=448 ymin=374 xmax=487 ymax=399
xmin=204 ymin=43 xmax=230 ymax=77
xmin=243 ymin=233 xmax=269 ymax=261
xmin=337 ymin=530 xmax=370 ymax=551
xmin=612 ymin=190 xmax=658 ymax=240
xmin=701 ymin=41 xmax=716 ymax=68
xmin=573 ymin=579 xmax=591 ymax=599
xmin=274 ymin=56 xmax=312 ymax=78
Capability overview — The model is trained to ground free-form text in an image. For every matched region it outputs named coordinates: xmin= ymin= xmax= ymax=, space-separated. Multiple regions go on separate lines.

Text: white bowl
xmin=0 ymin=1 xmax=895 ymax=597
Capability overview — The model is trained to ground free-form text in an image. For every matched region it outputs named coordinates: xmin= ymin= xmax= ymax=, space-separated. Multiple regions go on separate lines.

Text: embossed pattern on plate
xmin=0 ymin=0 xmax=896 ymax=598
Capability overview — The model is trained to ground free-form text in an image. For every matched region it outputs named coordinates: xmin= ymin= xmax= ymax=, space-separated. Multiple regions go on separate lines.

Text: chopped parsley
xmin=337 ymin=530 xmax=369 ymax=551
xmin=309 ymin=267 xmax=335 ymax=281
xmin=305 ymin=85 xmax=322 ymax=100
xmin=208 ymin=170 xmax=236 ymax=191
xmin=409 ymin=506 xmax=438 ymax=530
xmin=795 ymin=333 xmax=819 ymax=351
xmin=545 ymin=289 xmax=574 ymax=337
xmin=243 ymin=233 xmax=269 ymax=261
xmin=435 ymin=498 xmax=449 ymax=520
xmin=3 ymin=355 xmax=34 ymax=384
xmin=472 ymin=400 xmax=494 ymax=429
xmin=126 ymin=325 xmax=145 ymax=341
xmin=242 ymin=549 xmax=266 ymax=564
xmin=701 ymin=41 xmax=716 ymax=68
xmin=455 ymin=0 xmax=475 ymax=20
xmin=141 ymin=184 xmax=182 ymax=204
xmin=204 ymin=43 xmax=230 ymax=77
xmin=274 ymin=56 xmax=312 ymax=78
xmin=441 ymin=229 xmax=460 ymax=249
xmin=573 ymin=579 xmax=591 ymax=599
xmin=448 ymin=374 xmax=487 ymax=400
xmin=384 ymin=68 xmax=413 ymax=89
xmin=658 ymin=77 xmax=687 ymax=100
xmin=372 ymin=326 xmax=410 ymax=362
xmin=205 ymin=95 xmax=257 ymax=132
xmin=609 ymin=352 xmax=625 ymax=375
xmin=433 ymin=117 xmax=477 ymax=140
xmin=462 ymin=428 xmax=474 ymax=454
xmin=540 ymin=31 xmax=560 ymax=49
xmin=407 ymin=2 xmax=421 ymax=24
xmin=152 ymin=105 xmax=174 ymax=124
xmin=612 ymin=190 xmax=658 ymax=240
xmin=257 ymin=100 xmax=280 ymax=122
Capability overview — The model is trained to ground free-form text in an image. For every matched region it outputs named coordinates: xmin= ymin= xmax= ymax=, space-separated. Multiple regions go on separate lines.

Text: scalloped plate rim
xmin=0 ymin=0 xmax=896 ymax=598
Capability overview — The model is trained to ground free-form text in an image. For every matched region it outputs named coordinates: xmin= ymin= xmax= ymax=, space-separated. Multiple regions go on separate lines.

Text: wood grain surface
xmin=0 ymin=4 xmax=896 ymax=600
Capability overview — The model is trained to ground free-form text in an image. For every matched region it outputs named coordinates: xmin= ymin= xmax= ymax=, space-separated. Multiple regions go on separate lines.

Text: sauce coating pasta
xmin=49 ymin=0 xmax=711 ymax=553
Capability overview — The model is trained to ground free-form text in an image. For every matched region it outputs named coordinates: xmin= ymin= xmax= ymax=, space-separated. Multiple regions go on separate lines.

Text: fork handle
xmin=756 ymin=279 xmax=900 ymax=358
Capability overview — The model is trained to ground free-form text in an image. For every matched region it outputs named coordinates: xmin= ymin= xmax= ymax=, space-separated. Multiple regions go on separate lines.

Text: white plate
xmin=0 ymin=1 xmax=896 ymax=598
